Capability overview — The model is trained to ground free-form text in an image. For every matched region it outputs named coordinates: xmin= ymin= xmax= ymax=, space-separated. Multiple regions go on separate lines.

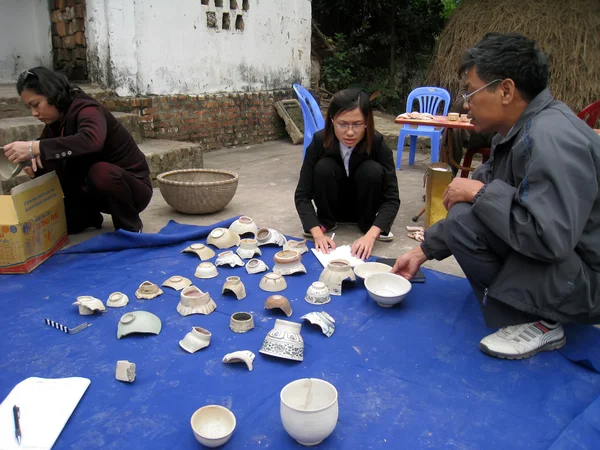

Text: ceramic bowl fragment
xmin=264 ymin=294 xmax=293 ymax=317
xmin=283 ymin=239 xmax=309 ymax=255
xmin=135 ymin=281 xmax=164 ymax=299
xmin=259 ymin=319 xmax=304 ymax=362
xmin=162 ymin=275 xmax=193 ymax=291
xmin=273 ymin=250 xmax=306 ymax=276
xmin=181 ymin=243 xmax=215 ymax=260
xmin=72 ymin=296 xmax=106 ymax=315
xmin=318 ymin=260 xmax=356 ymax=296
xmin=353 ymin=262 xmax=392 ymax=280
xmin=236 ymin=238 xmax=262 ymax=259
xmin=115 ymin=360 xmax=136 ymax=383
xmin=106 ymin=292 xmax=129 ymax=308
xmin=222 ymin=276 xmax=246 ymax=300
xmin=256 ymin=227 xmax=287 ymax=247
xmin=305 ymin=281 xmax=331 ymax=305
xmin=179 ymin=327 xmax=212 ymax=353
xmin=215 ymin=251 xmax=245 ymax=268
xmin=191 ymin=405 xmax=236 ymax=448
xmin=117 ymin=311 xmax=162 ymax=339
xmin=207 ymin=227 xmax=240 ymax=249
xmin=178 ymin=286 xmax=217 ymax=316
xmin=222 ymin=350 xmax=256 ymax=371
xmin=259 ymin=272 xmax=287 ymax=292
xmin=300 ymin=311 xmax=335 ymax=337
xmin=245 ymin=258 xmax=269 ymax=274
xmin=195 ymin=262 xmax=219 ymax=279
xmin=229 ymin=312 xmax=254 ymax=333
xmin=229 ymin=216 xmax=259 ymax=237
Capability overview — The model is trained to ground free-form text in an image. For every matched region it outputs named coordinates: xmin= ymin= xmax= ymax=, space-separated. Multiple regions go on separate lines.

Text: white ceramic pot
xmin=190 ymin=405 xmax=236 ymax=448
xmin=259 ymin=319 xmax=303 ymax=361
xmin=364 ymin=272 xmax=412 ymax=307
xmin=280 ymin=378 xmax=339 ymax=446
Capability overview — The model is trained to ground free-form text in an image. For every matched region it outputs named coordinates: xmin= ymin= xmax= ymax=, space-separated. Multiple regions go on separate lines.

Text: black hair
xmin=16 ymin=67 xmax=82 ymax=112
xmin=459 ymin=33 xmax=550 ymax=102
xmin=323 ymin=88 xmax=375 ymax=155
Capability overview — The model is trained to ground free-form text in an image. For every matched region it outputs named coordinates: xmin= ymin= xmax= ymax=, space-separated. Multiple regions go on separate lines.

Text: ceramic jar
xmin=236 ymin=238 xmax=262 ymax=259
xmin=215 ymin=251 xmax=245 ymax=268
xmin=259 ymin=319 xmax=304 ymax=361
xmin=229 ymin=312 xmax=255 ymax=333
xmin=181 ymin=243 xmax=215 ymax=260
xmin=280 ymin=378 xmax=339 ymax=446
xmin=273 ymin=250 xmax=306 ymax=275
xmin=259 ymin=272 xmax=287 ymax=292
xmin=256 ymin=227 xmax=287 ymax=247
xmin=283 ymin=239 xmax=309 ymax=255
xmin=179 ymin=327 xmax=212 ymax=353
xmin=318 ymin=260 xmax=356 ymax=296
xmin=305 ymin=281 xmax=331 ymax=305
xmin=207 ymin=228 xmax=240 ymax=249
xmin=229 ymin=216 xmax=259 ymax=237
xmin=222 ymin=276 xmax=246 ymax=300
xmin=246 ymin=258 xmax=269 ymax=274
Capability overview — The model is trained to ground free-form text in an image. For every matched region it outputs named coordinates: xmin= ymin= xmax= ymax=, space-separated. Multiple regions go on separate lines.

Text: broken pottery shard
xmin=115 ymin=360 xmax=136 ymax=383
xmin=222 ymin=350 xmax=256 ymax=371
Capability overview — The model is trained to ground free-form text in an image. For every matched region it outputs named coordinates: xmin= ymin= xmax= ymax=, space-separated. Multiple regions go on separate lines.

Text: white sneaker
xmin=376 ymin=231 xmax=394 ymax=242
xmin=479 ymin=321 xmax=566 ymax=360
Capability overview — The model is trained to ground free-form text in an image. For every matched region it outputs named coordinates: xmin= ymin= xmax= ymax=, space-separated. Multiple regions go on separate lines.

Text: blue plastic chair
xmin=293 ymin=83 xmax=325 ymax=159
xmin=396 ymin=87 xmax=451 ymax=170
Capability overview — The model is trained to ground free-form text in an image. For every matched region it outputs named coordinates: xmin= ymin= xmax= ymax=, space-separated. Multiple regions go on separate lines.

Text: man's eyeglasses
xmin=18 ymin=70 xmax=36 ymax=83
xmin=461 ymin=79 xmax=503 ymax=105
xmin=333 ymin=122 xmax=367 ymax=131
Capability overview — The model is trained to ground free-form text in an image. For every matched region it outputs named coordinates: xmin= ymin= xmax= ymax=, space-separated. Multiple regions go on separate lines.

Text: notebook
xmin=311 ymin=245 xmax=365 ymax=268
xmin=0 ymin=377 xmax=91 ymax=450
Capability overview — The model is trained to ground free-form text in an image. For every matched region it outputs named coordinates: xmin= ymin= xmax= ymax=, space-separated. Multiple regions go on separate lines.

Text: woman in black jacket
xmin=295 ymin=89 xmax=400 ymax=259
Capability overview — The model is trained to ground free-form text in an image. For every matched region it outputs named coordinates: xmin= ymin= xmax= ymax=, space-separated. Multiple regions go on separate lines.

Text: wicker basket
xmin=157 ymin=169 xmax=239 ymax=214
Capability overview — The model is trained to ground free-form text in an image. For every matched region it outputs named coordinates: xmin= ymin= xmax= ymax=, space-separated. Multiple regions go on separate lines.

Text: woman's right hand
xmin=311 ymin=227 xmax=336 ymax=254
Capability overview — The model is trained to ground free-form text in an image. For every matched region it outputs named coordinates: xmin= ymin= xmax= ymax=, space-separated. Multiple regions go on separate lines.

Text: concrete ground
xmin=69 ymin=139 xmax=465 ymax=278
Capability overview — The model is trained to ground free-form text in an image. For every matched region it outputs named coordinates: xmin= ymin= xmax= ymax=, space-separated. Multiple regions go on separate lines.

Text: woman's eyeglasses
xmin=461 ymin=79 xmax=503 ymax=105
xmin=333 ymin=122 xmax=367 ymax=131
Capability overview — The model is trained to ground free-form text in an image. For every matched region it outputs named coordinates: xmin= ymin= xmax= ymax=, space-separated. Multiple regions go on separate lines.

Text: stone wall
xmin=50 ymin=0 xmax=88 ymax=80
xmin=101 ymin=90 xmax=292 ymax=150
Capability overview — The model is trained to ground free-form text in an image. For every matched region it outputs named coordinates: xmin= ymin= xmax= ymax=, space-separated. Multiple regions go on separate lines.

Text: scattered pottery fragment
xmin=300 ymin=311 xmax=336 ymax=337
xmin=259 ymin=319 xmax=304 ymax=362
xmin=245 ymin=258 xmax=269 ymax=274
xmin=259 ymin=272 xmax=287 ymax=292
xmin=177 ymin=286 xmax=217 ymax=316
xmin=106 ymin=292 xmax=129 ymax=308
xmin=264 ymin=295 xmax=293 ymax=317
xmin=273 ymin=250 xmax=306 ymax=275
xmin=222 ymin=276 xmax=246 ymax=300
xmin=191 ymin=405 xmax=236 ymax=448
xmin=222 ymin=350 xmax=256 ymax=371
xmin=207 ymin=227 xmax=240 ymax=249
xmin=215 ymin=250 xmax=245 ymax=268
xmin=280 ymin=378 xmax=339 ymax=446
xmin=135 ymin=281 xmax=164 ymax=299
xmin=181 ymin=243 xmax=215 ymax=260
xmin=305 ymin=281 xmax=331 ymax=305
xmin=115 ymin=360 xmax=136 ymax=383
xmin=229 ymin=216 xmax=259 ymax=237
xmin=195 ymin=262 xmax=219 ymax=279
xmin=72 ymin=296 xmax=106 ymax=315
xmin=162 ymin=275 xmax=192 ymax=291
xmin=256 ymin=227 xmax=287 ymax=247
xmin=229 ymin=312 xmax=255 ymax=333
xmin=283 ymin=239 xmax=309 ymax=255
xmin=236 ymin=238 xmax=262 ymax=259
xmin=179 ymin=327 xmax=212 ymax=353
xmin=117 ymin=311 xmax=162 ymax=339
xmin=319 ymin=260 xmax=356 ymax=296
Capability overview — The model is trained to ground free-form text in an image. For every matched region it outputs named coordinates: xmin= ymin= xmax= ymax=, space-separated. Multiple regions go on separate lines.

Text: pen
xmin=331 ymin=232 xmax=335 ymax=240
xmin=13 ymin=405 xmax=21 ymax=445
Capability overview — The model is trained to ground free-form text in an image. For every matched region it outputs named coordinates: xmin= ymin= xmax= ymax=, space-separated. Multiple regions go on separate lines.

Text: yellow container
xmin=425 ymin=163 xmax=453 ymax=228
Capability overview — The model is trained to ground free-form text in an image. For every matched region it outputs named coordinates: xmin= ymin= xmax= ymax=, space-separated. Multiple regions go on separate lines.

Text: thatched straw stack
xmin=426 ymin=0 xmax=600 ymax=112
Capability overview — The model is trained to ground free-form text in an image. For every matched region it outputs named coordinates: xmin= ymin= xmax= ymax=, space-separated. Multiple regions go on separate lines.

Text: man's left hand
xmin=442 ymin=178 xmax=484 ymax=210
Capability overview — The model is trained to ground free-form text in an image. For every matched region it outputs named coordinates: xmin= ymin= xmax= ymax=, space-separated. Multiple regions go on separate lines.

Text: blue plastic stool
xmin=396 ymin=87 xmax=451 ymax=170
xmin=293 ymin=83 xmax=325 ymax=159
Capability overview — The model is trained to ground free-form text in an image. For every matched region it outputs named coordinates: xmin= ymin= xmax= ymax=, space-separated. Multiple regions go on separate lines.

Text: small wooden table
xmin=395 ymin=115 xmax=475 ymax=172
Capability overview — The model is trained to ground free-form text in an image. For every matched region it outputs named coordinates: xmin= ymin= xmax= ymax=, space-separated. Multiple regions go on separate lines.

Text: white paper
xmin=311 ymin=245 xmax=365 ymax=268
xmin=0 ymin=377 xmax=91 ymax=450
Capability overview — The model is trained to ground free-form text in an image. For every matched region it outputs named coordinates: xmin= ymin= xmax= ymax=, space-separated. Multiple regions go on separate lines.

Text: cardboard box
xmin=0 ymin=171 xmax=67 ymax=274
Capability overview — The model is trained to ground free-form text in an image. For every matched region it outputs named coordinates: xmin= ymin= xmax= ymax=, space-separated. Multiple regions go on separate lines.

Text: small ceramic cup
xmin=448 ymin=112 xmax=459 ymax=121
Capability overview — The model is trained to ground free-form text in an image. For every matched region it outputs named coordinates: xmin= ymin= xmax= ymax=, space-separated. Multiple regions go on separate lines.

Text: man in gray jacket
xmin=393 ymin=33 xmax=600 ymax=360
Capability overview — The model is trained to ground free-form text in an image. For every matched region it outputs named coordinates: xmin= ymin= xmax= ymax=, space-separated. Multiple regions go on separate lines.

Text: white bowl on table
xmin=353 ymin=262 xmax=392 ymax=280
xmin=190 ymin=405 xmax=236 ymax=447
xmin=364 ymin=272 xmax=411 ymax=307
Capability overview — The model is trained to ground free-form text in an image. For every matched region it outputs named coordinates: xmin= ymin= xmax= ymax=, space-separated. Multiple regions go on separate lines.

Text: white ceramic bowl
xmin=364 ymin=272 xmax=411 ymax=307
xmin=190 ymin=405 xmax=236 ymax=448
xmin=353 ymin=262 xmax=392 ymax=280
xmin=280 ymin=378 xmax=338 ymax=446
xmin=195 ymin=262 xmax=219 ymax=279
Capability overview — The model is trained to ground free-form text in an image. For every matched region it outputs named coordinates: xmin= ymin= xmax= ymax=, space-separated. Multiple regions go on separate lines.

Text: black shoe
xmin=67 ymin=212 xmax=103 ymax=235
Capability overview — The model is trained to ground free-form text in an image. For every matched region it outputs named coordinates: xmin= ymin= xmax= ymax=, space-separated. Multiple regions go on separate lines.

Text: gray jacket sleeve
xmin=471 ymin=123 xmax=597 ymax=263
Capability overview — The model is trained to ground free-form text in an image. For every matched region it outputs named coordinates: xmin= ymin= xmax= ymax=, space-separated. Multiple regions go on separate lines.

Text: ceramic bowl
xmin=215 ymin=250 xmax=245 ymax=268
xmin=259 ymin=272 xmax=288 ymax=292
xmin=236 ymin=238 xmax=262 ymax=259
xmin=181 ymin=243 xmax=215 ymax=260
xmin=190 ymin=405 xmax=236 ymax=448
xmin=318 ymin=260 xmax=356 ymax=296
xmin=229 ymin=216 xmax=259 ymax=236
xmin=264 ymin=294 xmax=293 ymax=317
xmin=117 ymin=311 xmax=162 ymax=339
xmin=364 ymin=272 xmax=412 ymax=307
xmin=283 ymin=239 xmax=309 ymax=255
xmin=246 ymin=258 xmax=269 ymax=274
xmin=273 ymin=250 xmax=306 ymax=275
xmin=256 ymin=227 xmax=287 ymax=247
xmin=353 ymin=262 xmax=392 ymax=280
xmin=280 ymin=378 xmax=339 ymax=446
xmin=106 ymin=292 xmax=129 ymax=308
xmin=162 ymin=275 xmax=192 ymax=291
xmin=195 ymin=262 xmax=219 ymax=279
xmin=0 ymin=149 xmax=25 ymax=181
xmin=135 ymin=281 xmax=164 ymax=299
xmin=305 ymin=281 xmax=330 ymax=305
xmin=178 ymin=286 xmax=217 ymax=316
xmin=207 ymin=227 xmax=240 ymax=249
xmin=222 ymin=276 xmax=246 ymax=300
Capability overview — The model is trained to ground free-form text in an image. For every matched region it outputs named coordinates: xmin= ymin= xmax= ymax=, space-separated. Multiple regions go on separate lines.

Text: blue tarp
xmin=1 ymin=218 xmax=600 ymax=449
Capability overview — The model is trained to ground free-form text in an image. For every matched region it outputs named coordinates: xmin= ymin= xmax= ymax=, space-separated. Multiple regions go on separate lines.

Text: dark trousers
xmin=313 ymin=156 xmax=386 ymax=234
xmin=440 ymin=203 xmax=544 ymax=328
xmin=61 ymin=162 xmax=152 ymax=233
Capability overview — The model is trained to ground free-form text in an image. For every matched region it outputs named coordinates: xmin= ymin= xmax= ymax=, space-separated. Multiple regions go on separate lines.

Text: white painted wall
xmin=86 ymin=0 xmax=311 ymax=96
xmin=0 ymin=0 xmax=53 ymax=83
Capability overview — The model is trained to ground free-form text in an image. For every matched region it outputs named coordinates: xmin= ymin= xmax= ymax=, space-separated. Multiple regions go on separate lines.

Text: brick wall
xmin=101 ymin=90 xmax=291 ymax=150
xmin=50 ymin=0 xmax=88 ymax=80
